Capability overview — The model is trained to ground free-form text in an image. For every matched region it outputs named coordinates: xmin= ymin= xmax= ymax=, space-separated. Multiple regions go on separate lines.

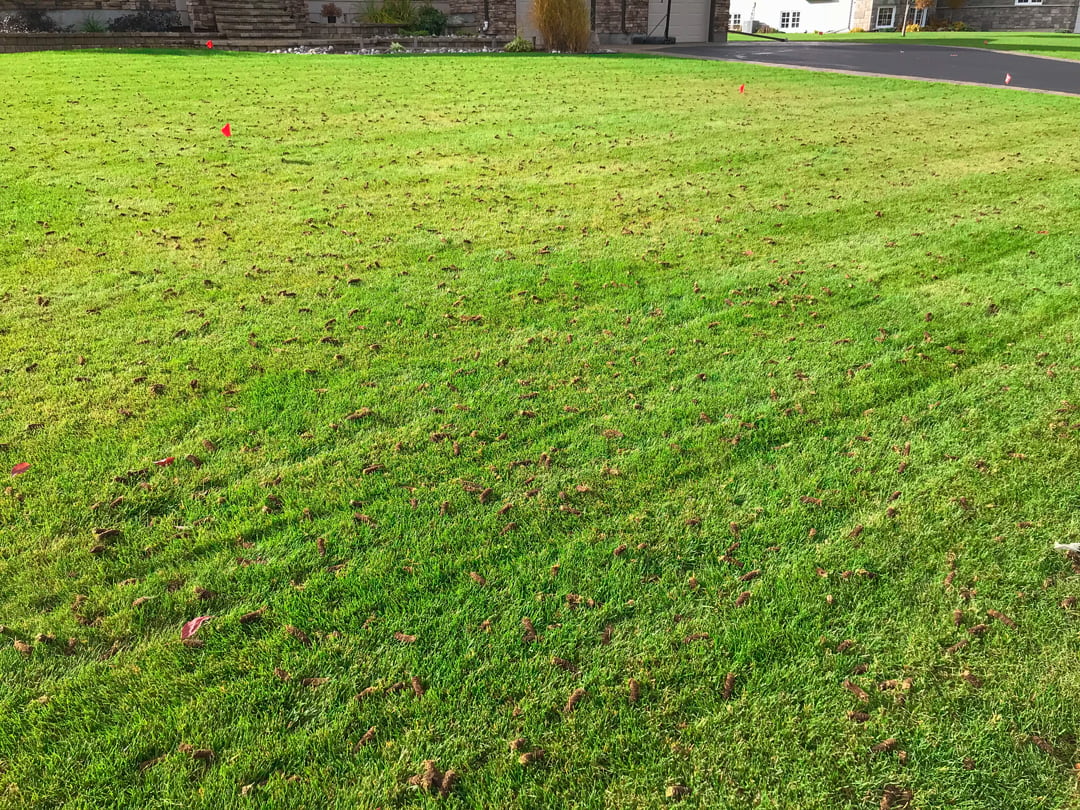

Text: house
xmin=3 ymin=0 xmax=729 ymax=42
xmin=728 ymin=0 xmax=1080 ymax=32
xmin=726 ymin=0 xmax=931 ymax=33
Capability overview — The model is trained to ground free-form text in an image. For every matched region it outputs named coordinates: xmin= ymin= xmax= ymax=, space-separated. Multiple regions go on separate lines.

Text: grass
xmin=743 ymin=30 xmax=1080 ymax=61
xmin=2 ymin=49 xmax=1080 ymax=808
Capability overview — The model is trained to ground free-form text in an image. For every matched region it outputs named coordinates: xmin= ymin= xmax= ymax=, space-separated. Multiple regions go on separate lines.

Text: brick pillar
xmin=710 ymin=0 xmax=728 ymax=40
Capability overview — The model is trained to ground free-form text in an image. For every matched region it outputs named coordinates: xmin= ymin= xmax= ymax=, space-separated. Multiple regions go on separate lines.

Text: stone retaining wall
xmin=0 ymin=31 xmax=507 ymax=50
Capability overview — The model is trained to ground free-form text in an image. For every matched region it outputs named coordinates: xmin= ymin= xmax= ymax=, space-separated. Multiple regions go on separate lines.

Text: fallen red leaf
xmin=11 ymin=462 xmax=30 ymax=476
xmin=181 ymin=615 xmax=213 ymax=640
xmin=153 ymin=457 xmax=175 ymax=467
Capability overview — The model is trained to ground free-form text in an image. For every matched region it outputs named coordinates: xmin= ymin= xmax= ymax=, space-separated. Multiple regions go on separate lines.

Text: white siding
xmin=727 ymin=0 xmax=855 ymax=32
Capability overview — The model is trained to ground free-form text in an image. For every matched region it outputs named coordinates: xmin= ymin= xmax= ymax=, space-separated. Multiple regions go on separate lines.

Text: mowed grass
xmin=760 ymin=30 xmax=1080 ymax=61
xmin=2 ymin=50 xmax=1080 ymax=808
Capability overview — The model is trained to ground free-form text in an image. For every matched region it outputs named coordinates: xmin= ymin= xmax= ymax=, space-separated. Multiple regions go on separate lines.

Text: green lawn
xmin=744 ymin=30 xmax=1080 ymax=61
xmin=3 ymin=50 xmax=1080 ymax=809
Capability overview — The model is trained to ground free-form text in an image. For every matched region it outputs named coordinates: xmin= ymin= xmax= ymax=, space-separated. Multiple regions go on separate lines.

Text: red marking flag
xmin=181 ymin=615 xmax=213 ymax=640
xmin=153 ymin=456 xmax=175 ymax=467
xmin=10 ymin=462 xmax=30 ymax=476
xmin=1004 ymin=73 xmax=1012 ymax=84
xmin=221 ymin=123 xmax=232 ymax=137
xmin=738 ymin=84 xmax=745 ymax=94
xmin=206 ymin=40 xmax=213 ymax=48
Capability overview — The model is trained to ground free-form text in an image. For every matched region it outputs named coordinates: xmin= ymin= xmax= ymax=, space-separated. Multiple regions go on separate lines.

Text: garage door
xmin=647 ymin=0 xmax=711 ymax=42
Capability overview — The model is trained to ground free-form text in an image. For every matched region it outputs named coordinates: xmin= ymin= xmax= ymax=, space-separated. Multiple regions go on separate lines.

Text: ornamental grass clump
xmin=532 ymin=0 xmax=589 ymax=52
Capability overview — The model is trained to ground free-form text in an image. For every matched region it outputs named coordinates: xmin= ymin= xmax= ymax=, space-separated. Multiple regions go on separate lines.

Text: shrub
xmin=364 ymin=0 xmax=418 ymax=25
xmin=107 ymin=10 xmax=182 ymax=31
xmin=388 ymin=40 xmax=406 ymax=52
xmin=504 ymin=34 xmax=533 ymax=51
xmin=905 ymin=23 xmax=920 ymax=31
xmin=80 ymin=13 xmax=106 ymax=31
xmin=414 ymin=5 xmax=446 ymax=34
xmin=849 ymin=26 xmax=865 ymax=32
xmin=5 ymin=7 xmax=60 ymax=31
xmin=0 ymin=14 xmax=27 ymax=32
xmin=321 ymin=2 xmax=342 ymax=18
xmin=532 ymin=0 xmax=589 ymax=52
xmin=951 ymin=20 xmax=968 ymax=29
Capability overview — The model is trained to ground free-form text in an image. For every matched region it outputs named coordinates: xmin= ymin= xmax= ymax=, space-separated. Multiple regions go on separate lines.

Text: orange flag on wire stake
xmin=221 ymin=123 xmax=232 ymax=137
xmin=738 ymin=84 xmax=745 ymax=94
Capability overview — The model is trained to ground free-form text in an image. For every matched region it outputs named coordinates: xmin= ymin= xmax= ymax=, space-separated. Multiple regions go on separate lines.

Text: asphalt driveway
xmin=646 ymin=41 xmax=1080 ymax=95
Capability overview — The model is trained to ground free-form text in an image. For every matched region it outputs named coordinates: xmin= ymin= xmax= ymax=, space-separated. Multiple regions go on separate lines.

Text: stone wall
xmin=0 ymin=30 xmax=508 ymax=47
xmin=0 ymin=31 xmax=194 ymax=48
xmin=450 ymin=0 xmax=652 ymax=38
xmin=592 ymin=0 xmax=648 ymax=35
xmin=0 ymin=0 xmax=174 ymax=9
xmin=447 ymin=0 xmax=514 ymax=34
xmin=188 ymin=0 xmax=216 ymax=30
xmin=850 ymin=0 xmax=874 ymax=28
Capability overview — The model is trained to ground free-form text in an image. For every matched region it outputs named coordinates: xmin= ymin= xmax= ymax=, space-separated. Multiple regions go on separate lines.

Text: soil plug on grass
xmin=564 ymin=688 xmax=586 ymax=713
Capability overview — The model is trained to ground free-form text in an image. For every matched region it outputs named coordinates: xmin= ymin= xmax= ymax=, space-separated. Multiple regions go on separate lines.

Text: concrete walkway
xmin=635 ymin=41 xmax=1080 ymax=96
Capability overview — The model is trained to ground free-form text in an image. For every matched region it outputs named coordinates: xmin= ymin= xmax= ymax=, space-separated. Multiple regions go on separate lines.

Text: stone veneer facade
xmin=448 ymin=0 xmax=727 ymax=40
xmin=941 ymin=0 xmax=1078 ymax=29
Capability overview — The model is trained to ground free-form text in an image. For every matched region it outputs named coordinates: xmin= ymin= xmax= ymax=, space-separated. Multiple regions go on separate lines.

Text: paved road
xmin=647 ymin=41 xmax=1080 ymax=95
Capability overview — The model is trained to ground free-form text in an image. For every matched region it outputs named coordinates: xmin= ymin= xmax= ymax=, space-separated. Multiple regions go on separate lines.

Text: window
xmin=779 ymin=10 xmax=801 ymax=28
xmin=874 ymin=6 xmax=895 ymax=27
xmin=1015 ymin=0 xmax=1042 ymax=5
xmin=729 ymin=12 xmax=741 ymax=28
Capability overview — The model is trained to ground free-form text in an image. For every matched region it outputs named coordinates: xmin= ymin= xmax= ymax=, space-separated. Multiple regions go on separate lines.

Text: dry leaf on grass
xmin=393 ymin=631 xmax=417 ymax=644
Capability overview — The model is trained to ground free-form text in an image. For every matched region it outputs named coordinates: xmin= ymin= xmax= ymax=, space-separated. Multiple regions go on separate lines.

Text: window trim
xmin=729 ymin=12 xmax=742 ymax=28
xmin=874 ymin=5 xmax=896 ymax=28
xmin=1014 ymin=0 xmax=1043 ymax=5
xmin=779 ymin=10 xmax=801 ymax=28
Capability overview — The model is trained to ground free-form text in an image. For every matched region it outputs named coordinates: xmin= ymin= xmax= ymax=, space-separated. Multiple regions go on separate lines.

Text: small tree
xmin=900 ymin=0 xmax=934 ymax=33
xmin=532 ymin=0 xmax=590 ymax=52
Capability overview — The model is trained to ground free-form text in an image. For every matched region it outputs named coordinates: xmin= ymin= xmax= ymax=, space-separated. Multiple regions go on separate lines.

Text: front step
xmin=207 ymin=0 xmax=308 ymax=37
